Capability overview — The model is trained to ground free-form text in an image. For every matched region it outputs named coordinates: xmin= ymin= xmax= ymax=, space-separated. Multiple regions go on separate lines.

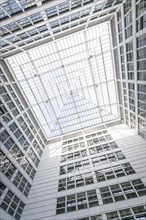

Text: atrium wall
xmin=112 ymin=0 xmax=146 ymax=139
xmin=0 ymin=65 xmax=45 ymax=220
xmin=21 ymin=124 xmax=146 ymax=220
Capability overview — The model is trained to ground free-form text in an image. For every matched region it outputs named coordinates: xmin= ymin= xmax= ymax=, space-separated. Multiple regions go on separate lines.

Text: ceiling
xmin=6 ymin=21 xmax=119 ymax=138
xmin=1 ymin=0 xmax=122 ymax=139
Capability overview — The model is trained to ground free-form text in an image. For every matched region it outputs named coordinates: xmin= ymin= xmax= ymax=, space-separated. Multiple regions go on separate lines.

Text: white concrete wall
xmin=21 ymin=124 xmax=146 ymax=220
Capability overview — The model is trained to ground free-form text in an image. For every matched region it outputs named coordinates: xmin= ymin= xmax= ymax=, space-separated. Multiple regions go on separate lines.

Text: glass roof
xmin=7 ymin=21 xmax=119 ymax=138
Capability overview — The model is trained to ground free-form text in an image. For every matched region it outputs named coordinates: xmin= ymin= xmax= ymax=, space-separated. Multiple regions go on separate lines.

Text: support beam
xmin=121 ymin=3 xmax=131 ymax=127
xmin=2 ymin=14 xmax=112 ymax=58
xmin=1 ymin=0 xmax=105 ymax=27
xmin=0 ymin=0 xmax=65 ymax=26
xmin=83 ymin=30 xmax=103 ymax=122
xmin=109 ymin=16 xmax=121 ymax=120
xmin=1 ymin=4 xmax=117 ymax=43
xmin=132 ymin=0 xmax=138 ymax=133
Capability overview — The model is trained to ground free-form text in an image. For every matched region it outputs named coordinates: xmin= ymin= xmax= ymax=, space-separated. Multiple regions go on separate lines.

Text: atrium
xmin=0 ymin=0 xmax=146 ymax=220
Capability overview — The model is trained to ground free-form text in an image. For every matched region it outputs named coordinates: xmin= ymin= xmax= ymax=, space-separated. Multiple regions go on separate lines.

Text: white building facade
xmin=0 ymin=64 xmax=46 ymax=220
xmin=20 ymin=123 xmax=146 ymax=220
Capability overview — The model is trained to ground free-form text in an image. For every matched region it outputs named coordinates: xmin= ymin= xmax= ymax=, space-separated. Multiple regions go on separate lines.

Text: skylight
xmin=7 ymin=21 xmax=119 ymax=139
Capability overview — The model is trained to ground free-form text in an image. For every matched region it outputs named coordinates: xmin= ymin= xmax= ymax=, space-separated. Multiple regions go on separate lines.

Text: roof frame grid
xmin=6 ymin=20 xmax=119 ymax=138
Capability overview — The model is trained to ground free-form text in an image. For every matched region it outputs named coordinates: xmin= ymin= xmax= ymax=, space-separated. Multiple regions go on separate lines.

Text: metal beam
xmin=132 ymin=0 xmax=138 ymax=133
xmin=48 ymin=118 xmax=121 ymax=140
xmin=50 ymin=111 xmax=114 ymax=133
xmin=114 ymin=8 xmax=126 ymax=124
xmin=8 ymin=49 xmax=111 ymax=80
xmin=0 ymin=0 xmax=65 ymax=26
xmin=26 ymin=51 xmax=55 ymax=131
xmin=1 ymin=4 xmax=119 ymax=42
xmin=121 ymin=3 xmax=131 ymax=127
xmin=2 ymin=15 xmax=112 ymax=58
xmin=99 ymin=35 xmax=112 ymax=114
xmin=109 ymin=15 xmax=121 ymax=121
xmin=40 ymin=102 xmax=118 ymax=128
xmin=83 ymin=30 xmax=103 ymax=122
xmin=1 ymin=0 xmax=105 ymax=27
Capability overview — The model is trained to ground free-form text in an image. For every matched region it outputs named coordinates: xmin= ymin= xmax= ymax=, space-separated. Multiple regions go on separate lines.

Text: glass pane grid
xmin=7 ymin=21 xmax=119 ymax=138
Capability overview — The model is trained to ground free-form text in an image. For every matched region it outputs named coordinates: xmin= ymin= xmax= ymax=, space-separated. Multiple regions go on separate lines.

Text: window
xmin=13 ymin=171 xmax=31 ymax=197
xmin=127 ymin=52 xmax=133 ymax=62
xmin=87 ymin=134 xmax=112 ymax=146
xmin=2 ymin=93 xmax=11 ymax=102
xmin=32 ymin=140 xmax=43 ymax=157
xmin=56 ymin=197 xmax=66 ymax=214
xmin=105 ymin=169 xmax=115 ymax=180
xmin=62 ymin=137 xmax=84 ymax=145
xmin=60 ymin=159 xmax=90 ymax=175
xmin=87 ymin=190 xmax=98 ymax=207
xmin=77 ymin=192 xmax=87 ymax=210
xmin=0 ymin=103 xmax=12 ymax=123
xmin=125 ymin=24 xmax=132 ymax=39
xmin=89 ymin=142 xmax=118 ymax=155
xmin=28 ymin=147 xmax=40 ymax=167
xmin=138 ymin=84 xmax=146 ymax=93
xmin=137 ymin=34 xmax=146 ymax=48
xmin=67 ymin=194 xmax=76 ymax=212
xmin=106 ymin=205 xmax=146 ymax=220
xmin=78 ymin=215 xmax=102 ymax=220
xmin=115 ymin=151 xmax=125 ymax=159
xmin=95 ymin=163 xmax=135 ymax=182
xmin=136 ymin=0 xmax=146 ymax=18
xmin=67 ymin=177 xmax=75 ymax=189
xmin=132 ymin=179 xmax=146 ymax=196
xmin=92 ymin=151 xmax=125 ymax=166
xmin=111 ymin=184 xmax=125 ymax=201
xmin=0 ymin=130 xmax=9 ymax=143
xmin=56 ymin=190 xmax=98 ymax=215
xmin=21 ymin=158 xmax=36 ymax=180
xmin=137 ymin=48 xmax=146 ymax=60
xmin=0 ymin=181 xmax=6 ymax=196
xmin=61 ymin=150 xmax=87 ymax=162
xmin=0 ymin=150 xmax=16 ymax=180
xmin=137 ymin=60 xmax=146 ymax=71
xmin=9 ymin=144 xmax=24 ymax=163
xmin=62 ymin=141 xmax=85 ymax=153
xmin=85 ymin=174 xmax=94 ymax=185
xmin=1 ymin=190 xmax=25 ymax=220
xmin=76 ymin=176 xmax=84 ymax=187
xmin=0 ymin=69 xmax=8 ymax=82
xmin=100 ymin=187 xmax=113 ymax=204
xmin=58 ymin=172 xmax=93 ymax=191
xmin=128 ymin=72 xmax=134 ymax=80
xmin=137 ymin=71 xmax=146 ymax=81
xmin=124 ymin=0 xmax=131 ymax=14
xmin=132 ymin=205 xmax=146 ymax=215
xmin=120 ymin=45 xmax=124 ymax=54
xmin=100 ymin=179 xmax=146 ymax=205
xmin=119 ymin=208 xmax=132 ymax=218
xmin=106 ymin=211 xmax=119 ymax=220
xmin=136 ymin=14 xmax=146 ymax=32
xmin=96 ymin=170 xmax=105 ymax=182
xmin=125 ymin=12 xmax=132 ymax=27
